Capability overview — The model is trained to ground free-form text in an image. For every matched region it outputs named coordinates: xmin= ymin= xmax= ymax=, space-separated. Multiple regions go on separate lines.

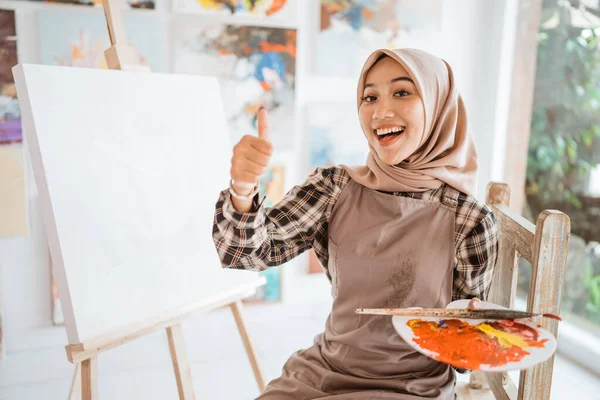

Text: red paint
xmin=542 ymin=313 xmax=562 ymax=321
xmin=408 ymin=319 xmax=548 ymax=369
xmin=266 ymin=0 xmax=286 ymax=16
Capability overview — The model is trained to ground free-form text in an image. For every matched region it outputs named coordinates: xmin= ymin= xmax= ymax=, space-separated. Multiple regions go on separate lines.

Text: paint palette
xmin=391 ymin=300 xmax=557 ymax=372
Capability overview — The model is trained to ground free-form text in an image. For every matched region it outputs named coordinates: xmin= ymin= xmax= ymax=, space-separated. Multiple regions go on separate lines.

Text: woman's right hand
xmin=230 ymin=107 xmax=273 ymax=212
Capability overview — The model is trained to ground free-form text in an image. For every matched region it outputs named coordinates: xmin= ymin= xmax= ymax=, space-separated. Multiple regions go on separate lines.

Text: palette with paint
xmin=391 ymin=300 xmax=557 ymax=372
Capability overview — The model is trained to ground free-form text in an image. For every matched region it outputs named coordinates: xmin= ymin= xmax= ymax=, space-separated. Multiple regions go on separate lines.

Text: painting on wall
xmin=317 ymin=0 xmax=443 ymax=77
xmin=307 ymin=103 xmax=368 ymax=273
xmin=0 ymin=8 xmax=27 ymax=238
xmin=173 ymin=23 xmax=297 ymax=151
xmin=0 ymin=8 xmax=21 ymax=359
xmin=17 ymin=0 xmax=154 ymax=9
xmin=245 ymin=165 xmax=285 ymax=302
xmin=38 ymin=10 xmax=163 ymax=71
xmin=173 ymin=0 xmax=296 ymax=19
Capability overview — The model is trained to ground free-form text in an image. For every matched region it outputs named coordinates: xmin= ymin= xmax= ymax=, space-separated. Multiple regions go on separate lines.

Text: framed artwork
xmin=173 ymin=0 xmax=296 ymax=20
xmin=16 ymin=0 xmax=154 ymax=9
xmin=245 ymin=165 xmax=286 ymax=302
xmin=0 ymin=8 xmax=20 ymax=359
xmin=307 ymin=103 xmax=368 ymax=273
xmin=316 ymin=0 xmax=443 ymax=77
xmin=38 ymin=10 xmax=163 ymax=71
xmin=0 ymin=9 xmax=27 ymax=238
xmin=173 ymin=22 xmax=297 ymax=151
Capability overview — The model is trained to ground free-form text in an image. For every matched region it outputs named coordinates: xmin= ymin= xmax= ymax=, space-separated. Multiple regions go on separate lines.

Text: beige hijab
xmin=342 ymin=48 xmax=478 ymax=196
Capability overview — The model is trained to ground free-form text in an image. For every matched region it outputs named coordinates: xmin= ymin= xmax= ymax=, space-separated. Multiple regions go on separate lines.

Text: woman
xmin=212 ymin=48 xmax=499 ymax=399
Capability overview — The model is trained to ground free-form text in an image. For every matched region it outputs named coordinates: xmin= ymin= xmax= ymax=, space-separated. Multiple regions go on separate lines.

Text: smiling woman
xmin=212 ymin=48 xmax=498 ymax=400
xmin=358 ymin=57 xmax=425 ymax=166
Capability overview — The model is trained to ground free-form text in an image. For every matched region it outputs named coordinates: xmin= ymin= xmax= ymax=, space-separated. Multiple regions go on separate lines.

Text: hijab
xmin=341 ymin=48 xmax=478 ymax=196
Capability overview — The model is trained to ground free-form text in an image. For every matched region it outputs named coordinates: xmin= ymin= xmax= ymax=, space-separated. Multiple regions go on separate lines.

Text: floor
xmin=1 ymin=274 xmax=599 ymax=400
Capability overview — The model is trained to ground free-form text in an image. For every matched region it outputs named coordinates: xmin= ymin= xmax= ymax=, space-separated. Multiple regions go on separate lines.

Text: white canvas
xmin=13 ymin=64 xmax=261 ymax=345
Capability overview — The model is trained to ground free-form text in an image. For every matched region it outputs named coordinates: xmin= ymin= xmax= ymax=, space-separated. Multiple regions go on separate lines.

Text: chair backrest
xmin=480 ymin=182 xmax=570 ymax=400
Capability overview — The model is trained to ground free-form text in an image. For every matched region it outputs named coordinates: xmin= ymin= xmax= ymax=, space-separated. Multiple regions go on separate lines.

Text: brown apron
xmin=257 ymin=179 xmax=459 ymax=399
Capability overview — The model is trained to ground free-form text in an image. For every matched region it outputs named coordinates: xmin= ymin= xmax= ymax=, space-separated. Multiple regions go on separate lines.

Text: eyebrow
xmin=364 ymin=76 xmax=414 ymax=88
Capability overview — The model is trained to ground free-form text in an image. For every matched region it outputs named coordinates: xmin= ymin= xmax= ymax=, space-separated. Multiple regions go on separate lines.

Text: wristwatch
xmin=229 ymin=179 xmax=260 ymax=200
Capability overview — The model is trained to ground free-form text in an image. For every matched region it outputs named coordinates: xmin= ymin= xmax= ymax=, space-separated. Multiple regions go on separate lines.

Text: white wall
xmin=439 ymin=0 xmax=518 ymax=200
xmin=0 ymin=0 xmax=516 ymax=354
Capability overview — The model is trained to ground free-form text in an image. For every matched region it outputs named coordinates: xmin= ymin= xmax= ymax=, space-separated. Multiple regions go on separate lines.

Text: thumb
xmin=257 ymin=106 xmax=270 ymax=141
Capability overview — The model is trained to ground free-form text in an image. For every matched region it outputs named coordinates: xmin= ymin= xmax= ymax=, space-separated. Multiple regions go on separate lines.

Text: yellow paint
xmin=477 ymin=324 xmax=529 ymax=349
xmin=197 ymin=0 xmax=221 ymax=9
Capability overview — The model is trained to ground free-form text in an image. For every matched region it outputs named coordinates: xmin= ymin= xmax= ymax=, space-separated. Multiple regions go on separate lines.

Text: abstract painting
xmin=173 ymin=0 xmax=295 ymax=19
xmin=17 ymin=0 xmax=154 ymax=9
xmin=38 ymin=10 xmax=162 ymax=71
xmin=245 ymin=165 xmax=285 ymax=302
xmin=0 ymin=8 xmax=20 ymax=358
xmin=0 ymin=9 xmax=27 ymax=238
xmin=317 ymin=0 xmax=443 ymax=77
xmin=174 ymin=23 xmax=297 ymax=151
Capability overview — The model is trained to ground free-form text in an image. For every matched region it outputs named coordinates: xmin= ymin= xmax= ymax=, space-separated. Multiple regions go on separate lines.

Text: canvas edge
xmin=12 ymin=63 xmax=80 ymax=344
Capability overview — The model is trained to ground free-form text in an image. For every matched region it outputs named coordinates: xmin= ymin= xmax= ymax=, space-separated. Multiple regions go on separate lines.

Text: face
xmin=359 ymin=56 xmax=426 ymax=166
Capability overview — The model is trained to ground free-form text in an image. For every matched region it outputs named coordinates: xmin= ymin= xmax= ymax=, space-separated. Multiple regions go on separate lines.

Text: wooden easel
xmin=66 ymin=1 xmax=267 ymax=398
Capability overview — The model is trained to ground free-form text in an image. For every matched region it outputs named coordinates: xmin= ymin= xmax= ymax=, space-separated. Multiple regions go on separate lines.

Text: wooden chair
xmin=456 ymin=182 xmax=571 ymax=400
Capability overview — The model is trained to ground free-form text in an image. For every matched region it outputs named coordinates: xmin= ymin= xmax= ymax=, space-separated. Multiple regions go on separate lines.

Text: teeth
xmin=376 ymin=127 xmax=404 ymax=136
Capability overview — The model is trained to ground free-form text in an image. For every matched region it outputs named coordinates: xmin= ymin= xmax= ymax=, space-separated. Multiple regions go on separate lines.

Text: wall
xmin=0 ymin=0 xmax=516 ymax=354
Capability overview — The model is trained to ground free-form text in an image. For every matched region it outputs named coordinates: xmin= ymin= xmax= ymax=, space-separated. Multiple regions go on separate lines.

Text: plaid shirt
xmin=212 ymin=166 xmax=498 ymax=301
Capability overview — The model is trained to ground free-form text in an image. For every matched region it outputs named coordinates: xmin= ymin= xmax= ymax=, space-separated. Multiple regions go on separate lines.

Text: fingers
xmin=233 ymin=139 xmax=271 ymax=165
xmin=229 ymin=107 xmax=273 ymax=193
xmin=238 ymin=134 xmax=272 ymax=157
xmin=257 ymin=107 xmax=270 ymax=141
xmin=467 ymin=298 xmax=482 ymax=310
xmin=232 ymin=157 xmax=265 ymax=176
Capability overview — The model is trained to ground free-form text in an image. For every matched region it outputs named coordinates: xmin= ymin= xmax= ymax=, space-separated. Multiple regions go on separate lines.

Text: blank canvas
xmin=13 ymin=64 xmax=261 ymax=345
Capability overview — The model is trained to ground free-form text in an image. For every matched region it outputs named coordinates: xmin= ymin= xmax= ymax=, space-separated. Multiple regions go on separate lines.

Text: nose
xmin=372 ymin=98 xmax=395 ymax=119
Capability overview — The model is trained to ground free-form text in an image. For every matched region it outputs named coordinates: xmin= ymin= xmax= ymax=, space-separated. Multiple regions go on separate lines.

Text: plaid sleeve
xmin=212 ymin=167 xmax=349 ymax=271
xmin=453 ymin=211 xmax=499 ymax=301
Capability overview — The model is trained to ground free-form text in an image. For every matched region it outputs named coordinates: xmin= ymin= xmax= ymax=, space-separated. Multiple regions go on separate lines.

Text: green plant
xmin=526 ymin=0 xmax=600 ymax=211
xmin=584 ymin=260 xmax=600 ymax=315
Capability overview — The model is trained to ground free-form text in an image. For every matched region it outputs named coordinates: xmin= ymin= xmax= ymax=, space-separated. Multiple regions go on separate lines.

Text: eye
xmin=394 ymin=89 xmax=411 ymax=97
xmin=360 ymin=95 xmax=377 ymax=102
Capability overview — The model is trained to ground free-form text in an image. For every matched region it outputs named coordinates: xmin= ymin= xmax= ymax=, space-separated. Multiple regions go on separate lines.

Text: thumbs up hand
xmin=230 ymin=107 xmax=273 ymax=202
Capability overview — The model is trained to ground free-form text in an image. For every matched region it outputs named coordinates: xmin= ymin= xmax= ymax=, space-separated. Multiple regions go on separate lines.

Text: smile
xmin=374 ymin=126 xmax=405 ymax=141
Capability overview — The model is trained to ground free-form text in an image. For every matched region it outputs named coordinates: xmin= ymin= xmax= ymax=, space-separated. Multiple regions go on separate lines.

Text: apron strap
xmin=441 ymin=184 xmax=460 ymax=208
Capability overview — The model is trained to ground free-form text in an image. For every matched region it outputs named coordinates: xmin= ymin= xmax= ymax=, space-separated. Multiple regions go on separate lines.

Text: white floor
xmin=1 ymin=274 xmax=599 ymax=400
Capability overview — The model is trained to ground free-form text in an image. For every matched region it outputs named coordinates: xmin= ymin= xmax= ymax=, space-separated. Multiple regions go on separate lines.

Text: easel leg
xmin=166 ymin=324 xmax=196 ymax=400
xmin=69 ymin=363 xmax=82 ymax=400
xmin=229 ymin=300 xmax=266 ymax=392
xmin=81 ymin=357 xmax=98 ymax=400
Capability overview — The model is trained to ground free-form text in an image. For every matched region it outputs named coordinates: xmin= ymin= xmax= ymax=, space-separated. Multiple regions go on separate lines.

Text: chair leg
xmin=69 ymin=363 xmax=82 ymax=400
xmin=230 ymin=300 xmax=266 ymax=392
xmin=81 ymin=357 xmax=98 ymax=400
xmin=166 ymin=324 xmax=196 ymax=400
